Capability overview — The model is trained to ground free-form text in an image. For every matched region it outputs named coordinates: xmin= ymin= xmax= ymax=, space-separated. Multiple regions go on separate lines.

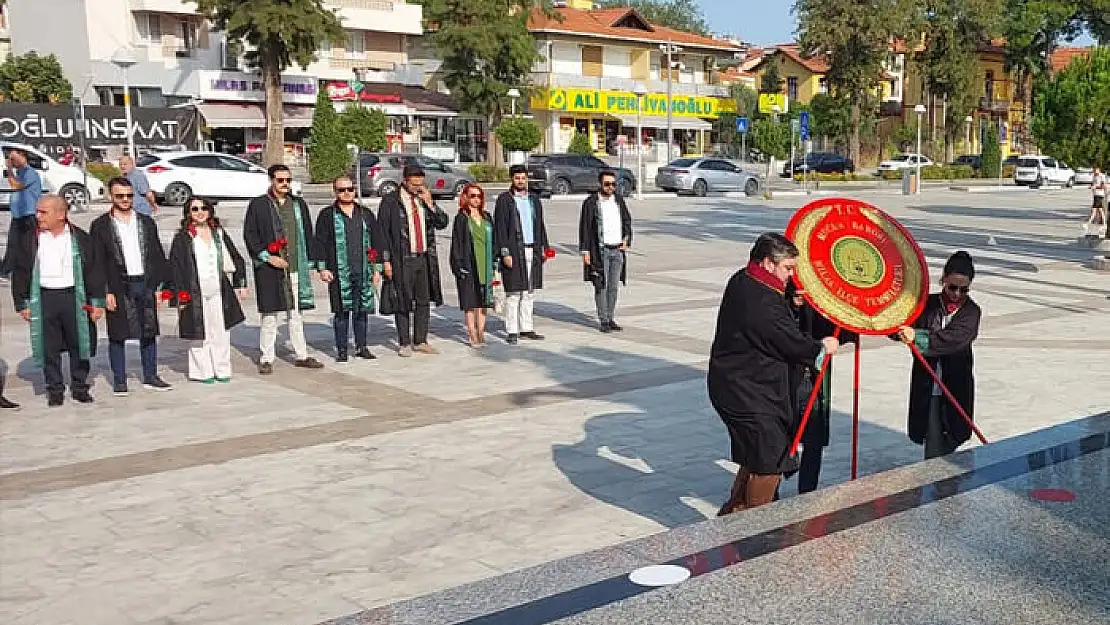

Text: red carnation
xmin=159 ymin=289 xmax=173 ymax=301
xmin=187 ymin=224 xmax=197 ymax=237
xmin=82 ymin=304 xmax=94 ymax=313
xmin=177 ymin=290 xmax=192 ymax=304
xmin=267 ymin=238 xmax=289 ymax=255
xmin=367 ymin=247 xmax=378 ymax=262
xmin=491 ymin=280 xmax=501 ymax=287
xmin=543 ymin=247 xmax=557 ymax=260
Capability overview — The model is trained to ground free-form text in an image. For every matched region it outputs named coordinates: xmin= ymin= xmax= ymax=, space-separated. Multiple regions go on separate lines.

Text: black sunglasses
xmin=945 ymin=284 xmax=970 ymax=294
xmin=601 ymin=181 xmax=616 ymax=187
xmin=335 ymin=186 xmax=355 ymax=193
xmin=189 ymin=204 xmax=208 ymax=212
xmin=274 ymin=177 xmax=293 ymax=183
xmin=113 ymin=193 xmax=134 ymax=199
xmin=466 ymin=193 xmax=482 ymax=199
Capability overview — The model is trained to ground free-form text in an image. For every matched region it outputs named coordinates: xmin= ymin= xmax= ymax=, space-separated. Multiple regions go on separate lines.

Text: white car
xmin=1013 ymin=155 xmax=1076 ymax=187
xmin=0 ymin=141 xmax=106 ymax=210
xmin=1075 ymin=167 xmax=1094 ymax=186
xmin=137 ymin=151 xmax=303 ymax=206
xmin=877 ymin=153 xmax=932 ymax=173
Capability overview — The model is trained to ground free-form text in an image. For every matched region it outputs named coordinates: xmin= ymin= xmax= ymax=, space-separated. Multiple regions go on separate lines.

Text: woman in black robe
xmin=895 ymin=251 xmax=981 ymax=459
xmin=168 ymin=197 xmax=247 ymax=383
xmin=450 ymin=183 xmax=496 ymax=347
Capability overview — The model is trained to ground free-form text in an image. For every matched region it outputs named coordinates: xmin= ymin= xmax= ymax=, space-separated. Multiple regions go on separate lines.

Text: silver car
xmin=350 ymin=152 xmax=474 ymax=198
xmin=655 ymin=158 xmax=761 ymax=197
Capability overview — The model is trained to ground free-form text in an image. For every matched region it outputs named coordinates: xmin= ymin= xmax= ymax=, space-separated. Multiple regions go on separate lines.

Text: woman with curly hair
xmin=449 ymin=183 xmax=496 ymax=347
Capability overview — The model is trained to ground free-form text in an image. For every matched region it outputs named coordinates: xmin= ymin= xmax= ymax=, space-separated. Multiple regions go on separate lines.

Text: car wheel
xmin=378 ymin=181 xmax=399 ymax=197
xmin=744 ymin=179 xmax=759 ymax=197
xmin=551 ymin=178 xmax=572 ymax=195
xmin=692 ymin=179 xmax=708 ymax=197
xmin=59 ymin=184 xmax=89 ymax=210
xmin=617 ymin=179 xmax=632 ymax=198
xmin=1067 ymin=177 xmax=1075 ymax=188
xmin=452 ymin=180 xmax=468 ymax=197
xmin=164 ymin=183 xmax=192 ymax=207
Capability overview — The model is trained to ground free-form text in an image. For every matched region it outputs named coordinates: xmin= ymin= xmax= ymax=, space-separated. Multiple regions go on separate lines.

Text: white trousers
xmin=504 ymin=247 xmax=535 ymax=335
xmin=260 ymin=272 xmax=307 ymax=363
xmin=188 ymin=292 xmax=232 ymax=380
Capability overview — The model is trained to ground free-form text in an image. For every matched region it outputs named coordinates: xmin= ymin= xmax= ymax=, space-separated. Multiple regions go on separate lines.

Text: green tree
xmin=597 ymin=0 xmax=708 ymax=35
xmin=0 ymin=52 xmax=73 ymax=103
xmin=1031 ymin=46 xmax=1110 ymax=169
xmin=794 ymin=0 xmax=917 ymax=164
xmin=567 ymin=132 xmax=594 ymax=156
xmin=191 ymin=0 xmax=344 ymax=166
xmin=981 ymin=124 xmax=1002 ymax=177
xmin=750 ymin=118 xmax=791 ymax=160
xmin=760 ymin=61 xmax=783 ymax=94
xmin=308 ymin=88 xmax=349 ymax=183
xmin=495 ymin=117 xmax=542 ymax=152
xmin=808 ymin=93 xmax=852 ymax=147
xmin=339 ymin=104 xmax=388 ymax=152
xmin=418 ymin=0 xmax=552 ymax=165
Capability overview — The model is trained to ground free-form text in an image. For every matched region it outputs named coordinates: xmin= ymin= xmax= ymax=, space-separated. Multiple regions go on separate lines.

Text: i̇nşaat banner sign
xmin=0 ymin=103 xmax=199 ymax=157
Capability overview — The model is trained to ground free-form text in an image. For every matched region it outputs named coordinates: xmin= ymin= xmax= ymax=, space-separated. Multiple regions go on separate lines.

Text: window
xmin=216 ymin=155 xmax=252 ymax=171
xmin=984 ymin=70 xmax=994 ymax=100
xmin=818 ymin=78 xmax=828 ymax=94
xmin=345 ymin=30 xmax=366 ymax=59
xmin=171 ymin=155 xmax=223 ymax=169
xmin=136 ymin=13 xmax=163 ymax=44
xmin=787 ymin=76 xmax=799 ymax=102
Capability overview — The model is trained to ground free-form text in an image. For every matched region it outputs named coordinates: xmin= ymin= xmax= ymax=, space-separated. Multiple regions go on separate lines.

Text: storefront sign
xmin=530 ymin=88 xmax=735 ymax=119
xmin=325 ymin=81 xmax=404 ymax=104
xmin=758 ymin=92 xmax=788 ymax=114
xmin=0 ymin=103 xmax=198 ymax=155
xmin=197 ymin=71 xmax=318 ymax=105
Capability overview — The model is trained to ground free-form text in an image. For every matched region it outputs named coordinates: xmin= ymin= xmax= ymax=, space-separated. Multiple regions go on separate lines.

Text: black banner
xmin=0 ymin=103 xmax=199 ymax=157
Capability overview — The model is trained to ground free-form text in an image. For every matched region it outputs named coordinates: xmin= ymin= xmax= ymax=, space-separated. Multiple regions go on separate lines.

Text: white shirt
xmin=599 ymin=195 xmax=623 ymax=246
xmin=113 ymin=213 xmax=145 ymax=276
xmin=37 ymin=226 xmax=75 ymax=289
xmin=1093 ymin=173 xmax=1106 ymax=197
xmin=932 ymin=311 xmax=954 ymax=396
xmin=192 ymin=231 xmax=221 ymax=297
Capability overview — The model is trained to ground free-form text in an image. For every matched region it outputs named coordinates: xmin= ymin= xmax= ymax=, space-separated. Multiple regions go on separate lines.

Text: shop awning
xmin=197 ymin=103 xmax=315 ymax=129
xmin=615 ymin=115 xmax=713 ymax=131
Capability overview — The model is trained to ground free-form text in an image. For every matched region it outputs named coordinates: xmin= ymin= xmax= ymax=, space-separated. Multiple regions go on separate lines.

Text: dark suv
xmin=527 ymin=154 xmax=637 ymax=197
xmin=780 ymin=152 xmax=855 ymax=177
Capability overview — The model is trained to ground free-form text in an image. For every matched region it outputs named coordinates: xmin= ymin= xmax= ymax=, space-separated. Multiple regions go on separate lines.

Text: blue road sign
xmin=736 ymin=117 xmax=749 ymax=134
xmin=799 ymin=111 xmax=811 ymax=141
xmin=999 ymin=123 xmax=1007 ymax=142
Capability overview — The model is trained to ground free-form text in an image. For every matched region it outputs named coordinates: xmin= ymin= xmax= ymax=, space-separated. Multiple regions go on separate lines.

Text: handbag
xmin=378 ymin=279 xmax=402 ymax=316
xmin=491 ymin=271 xmax=506 ymax=315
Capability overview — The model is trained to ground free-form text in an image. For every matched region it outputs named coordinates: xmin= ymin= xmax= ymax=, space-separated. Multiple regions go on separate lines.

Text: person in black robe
xmin=895 ymin=251 xmax=981 ymax=459
xmin=315 ymin=176 xmax=384 ymax=361
xmin=493 ymin=164 xmax=551 ymax=344
xmin=90 ymin=177 xmax=172 ymax=395
xmin=708 ymin=233 xmax=841 ymax=515
xmin=578 ymin=170 xmax=633 ymax=333
xmin=168 ymin=196 xmax=247 ymax=383
xmin=243 ymin=164 xmax=328 ymax=373
xmin=449 ymin=183 xmax=496 ymax=347
xmin=378 ymin=164 xmax=449 ymax=357
xmin=10 ymin=194 xmax=106 ymax=406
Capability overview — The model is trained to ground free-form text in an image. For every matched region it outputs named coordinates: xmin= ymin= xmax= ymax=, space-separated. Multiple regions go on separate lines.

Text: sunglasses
xmin=189 ymin=205 xmax=208 ymax=212
xmin=467 ymin=193 xmax=482 ymax=199
xmin=335 ymin=186 xmax=355 ymax=193
xmin=945 ymin=284 xmax=970 ymax=294
xmin=274 ymin=177 xmax=293 ymax=183
xmin=601 ymin=181 xmax=616 ymax=187
xmin=113 ymin=193 xmax=134 ymax=199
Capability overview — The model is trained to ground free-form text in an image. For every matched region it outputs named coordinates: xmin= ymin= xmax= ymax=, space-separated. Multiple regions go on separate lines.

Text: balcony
xmin=533 ymin=73 xmax=731 ymax=98
xmin=129 ymin=0 xmax=200 ymax=15
xmin=324 ymin=0 xmax=422 ymax=35
xmin=979 ymin=97 xmax=1011 ymax=113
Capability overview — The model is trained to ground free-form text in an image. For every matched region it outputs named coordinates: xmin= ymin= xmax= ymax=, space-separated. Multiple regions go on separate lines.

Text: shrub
xmin=792 ymin=172 xmax=869 ymax=182
xmin=567 ymin=132 xmax=593 ymax=156
xmin=339 ymin=104 xmax=388 ymax=152
xmin=981 ymin=126 xmax=1002 ymax=178
xmin=495 ymin=118 xmax=542 ymax=153
xmin=468 ymin=163 xmax=510 ymax=183
xmin=87 ymin=162 xmax=121 ymax=185
xmin=308 ymin=89 xmax=350 ymax=183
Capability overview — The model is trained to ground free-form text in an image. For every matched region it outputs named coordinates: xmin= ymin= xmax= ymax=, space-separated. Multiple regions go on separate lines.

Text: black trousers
xmin=395 ymin=256 xmax=431 ymax=346
xmin=41 ymin=287 xmax=91 ymax=396
xmin=1 ymin=215 xmax=36 ymax=275
xmin=334 ymin=274 xmax=369 ymax=351
xmin=797 ymin=445 xmax=824 ymax=494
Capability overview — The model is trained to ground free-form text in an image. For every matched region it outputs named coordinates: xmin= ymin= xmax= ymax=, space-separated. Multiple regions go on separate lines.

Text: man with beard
xmin=494 ymin=164 xmax=550 ymax=344
xmin=579 ymin=170 xmax=632 ymax=333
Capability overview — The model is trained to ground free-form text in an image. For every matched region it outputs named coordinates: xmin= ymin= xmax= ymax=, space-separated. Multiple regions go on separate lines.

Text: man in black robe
xmin=90 ymin=177 xmax=172 ymax=396
xmin=579 ymin=170 xmax=633 ymax=333
xmin=493 ymin=164 xmax=550 ymax=344
xmin=708 ymin=233 xmax=840 ymax=514
xmin=378 ymin=164 xmax=449 ymax=357
xmin=11 ymin=195 xmax=106 ymax=406
xmin=243 ymin=164 xmax=328 ymax=374
xmin=315 ymin=175 xmax=384 ymax=362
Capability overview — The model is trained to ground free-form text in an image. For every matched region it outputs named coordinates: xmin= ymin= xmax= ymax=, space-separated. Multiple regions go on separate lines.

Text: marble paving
xmin=1 ymin=187 xmax=1109 ymax=625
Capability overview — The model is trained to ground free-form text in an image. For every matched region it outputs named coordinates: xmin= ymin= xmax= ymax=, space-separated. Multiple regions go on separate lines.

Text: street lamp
xmin=660 ymin=42 xmax=682 ymax=162
xmin=506 ymin=88 xmax=521 ymax=117
xmin=111 ymin=47 xmax=138 ymax=157
xmin=964 ymin=115 xmax=973 ymax=154
xmin=633 ymin=82 xmax=647 ymax=200
xmin=914 ymin=104 xmax=926 ymax=195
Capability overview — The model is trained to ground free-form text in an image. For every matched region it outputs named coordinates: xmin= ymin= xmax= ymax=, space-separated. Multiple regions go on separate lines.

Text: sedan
xmin=349 ymin=153 xmax=473 ymax=199
xmin=1075 ymin=167 xmax=1095 ymax=186
xmin=138 ymin=151 xmax=303 ymax=206
xmin=877 ymin=153 xmax=932 ymax=173
xmin=656 ymin=158 xmax=761 ymax=197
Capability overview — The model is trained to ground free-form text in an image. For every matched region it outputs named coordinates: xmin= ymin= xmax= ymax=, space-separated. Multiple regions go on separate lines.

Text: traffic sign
xmin=999 ymin=123 xmax=1007 ymax=142
xmin=800 ymin=111 xmax=811 ymax=141
xmin=735 ymin=117 xmax=749 ymax=134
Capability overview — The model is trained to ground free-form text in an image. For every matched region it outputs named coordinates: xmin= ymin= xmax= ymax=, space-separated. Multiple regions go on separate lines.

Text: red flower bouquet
xmin=177 ymin=290 xmax=192 ymax=304
xmin=267 ymin=237 xmax=289 ymax=255
xmin=187 ymin=224 xmax=197 ymax=237
xmin=366 ymin=247 xmax=378 ymax=263
xmin=543 ymin=247 xmax=557 ymax=260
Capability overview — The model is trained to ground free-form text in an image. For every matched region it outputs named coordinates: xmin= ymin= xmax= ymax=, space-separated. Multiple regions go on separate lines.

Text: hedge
xmin=468 ymin=163 xmax=510 ymax=183
xmin=87 ymin=162 xmax=122 ymax=184
xmin=792 ymin=173 xmax=870 ymax=182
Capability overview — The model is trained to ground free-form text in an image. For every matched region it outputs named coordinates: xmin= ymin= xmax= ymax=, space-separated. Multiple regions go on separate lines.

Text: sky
xmin=699 ymin=0 xmax=796 ymax=46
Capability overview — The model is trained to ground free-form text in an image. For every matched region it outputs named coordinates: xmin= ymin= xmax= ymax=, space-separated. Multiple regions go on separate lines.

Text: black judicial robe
xmin=493 ymin=191 xmax=550 ymax=293
xmin=89 ymin=211 xmax=171 ymax=342
xmin=168 ymin=227 xmax=247 ymax=340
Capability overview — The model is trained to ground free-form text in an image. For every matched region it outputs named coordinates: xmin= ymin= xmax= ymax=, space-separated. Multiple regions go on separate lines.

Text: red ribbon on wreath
xmin=366 ymin=247 xmax=378 ymax=263
xmin=267 ymin=237 xmax=289 ymax=255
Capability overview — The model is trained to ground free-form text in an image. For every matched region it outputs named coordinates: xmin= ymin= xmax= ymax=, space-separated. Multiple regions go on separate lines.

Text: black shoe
xmin=506 ymin=334 xmax=519 ymax=345
xmin=47 ymin=393 xmax=64 ymax=407
xmin=72 ymin=390 xmax=94 ymax=404
xmin=113 ymin=382 xmax=129 ymax=396
xmin=520 ymin=331 xmax=545 ymax=341
xmin=295 ymin=357 xmax=325 ymax=369
xmin=0 ymin=395 xmax=18 ymax=409
xmin=599 ymin=322 xmax=612 ymax=333
xmin=356 ymin=347 xmax=376 ymax=360
xmin=608 ymin=321 xmax=623 ymax=332
xmin=337 ymin=351 xmax=349 ymax=363
xmin=258 ymin=362 xmax=273 ymax=375
xmin=143 ymin=377 xmax=173 ymax=392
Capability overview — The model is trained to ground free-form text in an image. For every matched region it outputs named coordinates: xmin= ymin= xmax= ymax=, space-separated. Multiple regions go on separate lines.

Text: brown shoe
xmin=414 ymin=343 xmax=439 ymax=355
xmin=294 ymin=357 xmax=324 ymax=369
xmin=258 ymin=362 xmax=273 ymax=375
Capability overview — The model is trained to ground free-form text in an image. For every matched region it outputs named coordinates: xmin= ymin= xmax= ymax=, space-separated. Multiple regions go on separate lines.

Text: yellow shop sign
xmin=530 ymin=88 xmax=735 ymax=119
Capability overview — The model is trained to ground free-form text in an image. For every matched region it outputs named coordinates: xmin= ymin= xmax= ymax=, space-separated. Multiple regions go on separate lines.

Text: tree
xmin=750 ymin=117 xmax=791 ymax=160
xmin=191 ymin=0 xmax=344 ymax=167
xmin=567 ymin=132 xmax=594 ymax=156
xmin=495 ymin=117 xmax=542 ymax=152
xmin=981 ymin=124 xmax=1002 ymax=177
xmin=760 ymin=61 xmax=783 ymax=94
xmin=308 ymin=88 xmax=349 ymax=183
xmin=597 ymin=0 xmax=708 ymax=35
xmin=339 ymin=105 xmax=388 ymax=152
xmin=794 ymin=0 xmax=917 ymax=164
xmin=0 ymin=52 xmax=73 ymax=103
xmin=808 ymin=93 xmax=852 ymax=147
xmin=1031 ymin=46 xmax=1110 ymax=169
xmin=418 ymin=0 xmax=552 ymax=165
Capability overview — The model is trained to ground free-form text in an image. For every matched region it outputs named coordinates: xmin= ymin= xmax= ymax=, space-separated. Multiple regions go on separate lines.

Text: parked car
xmin=780 ymin=152 xmax=855 ymax=177
xmin=347 ymin=153 xmax=473 ymax=199
xmin=1 ymin=141 xmax=105 ymax=210
xmin=527 ymin=154 xmax=636 ymax=197
xmin=137 ymin=151 xmax=303 ymax=205
xmin=877 ymin=153 xmax=932 ymax=173
xmin=657 ymin=158 xmax=761 ymax=197
xmin=1075 ymin=167 xmax=1095 ymax=186
xmin=951 ymin=155 xmax=982 ymax=171
xmin=1013 ymin=155 xmax=1076 ymax=187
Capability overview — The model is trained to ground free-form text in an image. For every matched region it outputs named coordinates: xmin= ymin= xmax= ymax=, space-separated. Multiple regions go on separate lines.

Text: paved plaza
xmin=1 ymin=187 xmax=1109 ymax=624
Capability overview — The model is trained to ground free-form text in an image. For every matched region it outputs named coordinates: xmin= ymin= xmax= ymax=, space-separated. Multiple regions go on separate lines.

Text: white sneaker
xmin=398 ymin=345 xmax=413 ymax=358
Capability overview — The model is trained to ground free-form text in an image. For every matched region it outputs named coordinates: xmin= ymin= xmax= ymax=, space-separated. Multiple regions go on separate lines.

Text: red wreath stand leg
xmin=851 ymin=339 xmax=861 ymax=480
xmin=790 ymin=328 xmax=840 ymax=457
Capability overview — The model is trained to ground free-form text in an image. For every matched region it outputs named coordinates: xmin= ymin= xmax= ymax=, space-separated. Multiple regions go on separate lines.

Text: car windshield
xmin=669 ymin=159 xmax=698 ymax=167
xmin=135 ymin=155 xmax=160 ymax=167
xmin=1017 ymin=158 xmax=1041 ymax=168
xmin=527 ymin=155 xmax=550 ymax=165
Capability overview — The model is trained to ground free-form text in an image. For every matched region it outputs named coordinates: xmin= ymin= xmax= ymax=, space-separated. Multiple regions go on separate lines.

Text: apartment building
xmin=527 ymin=5 xmax=742 ymax=158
